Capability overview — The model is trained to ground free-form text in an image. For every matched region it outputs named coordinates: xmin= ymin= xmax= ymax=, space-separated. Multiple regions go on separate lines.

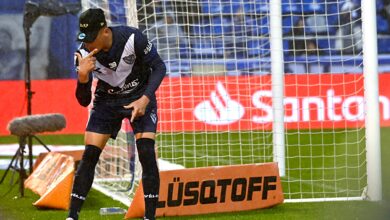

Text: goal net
xmin=85 ymin=0 xmax=381 ymax=205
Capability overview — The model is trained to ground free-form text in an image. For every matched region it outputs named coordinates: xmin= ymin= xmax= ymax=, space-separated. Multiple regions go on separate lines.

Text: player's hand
xmin=123 ymin=95 xmax=150 ymax=123
xmin=74 ymin=49 xmax=99 ymax=83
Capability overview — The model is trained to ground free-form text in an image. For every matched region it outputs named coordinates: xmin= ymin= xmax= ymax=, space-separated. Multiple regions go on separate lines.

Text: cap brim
xmin=76 ymin=31 xmax=99 ymax=43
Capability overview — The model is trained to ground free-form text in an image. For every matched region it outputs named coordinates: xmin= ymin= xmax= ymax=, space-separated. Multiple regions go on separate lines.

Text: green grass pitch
xmin=0 ymin=128 xmax=389 ymax=219
xmin=158 ymin=128 xmax=366 ymax=199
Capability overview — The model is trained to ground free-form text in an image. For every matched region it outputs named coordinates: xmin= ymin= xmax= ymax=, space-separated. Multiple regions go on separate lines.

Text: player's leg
xmin=130 ymin=101 xmax=159 ymax=220
xmin=135 ymin=132 xmax=159 ymax=220
xmin=67 ymin=132 xmax=110 ymax=220
xmin=68 ymin=102 xmax=123 ymax=220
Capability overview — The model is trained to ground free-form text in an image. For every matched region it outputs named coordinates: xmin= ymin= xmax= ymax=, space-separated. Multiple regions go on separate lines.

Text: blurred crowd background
xmin=0 ymin=0 xmax=388 ymax=80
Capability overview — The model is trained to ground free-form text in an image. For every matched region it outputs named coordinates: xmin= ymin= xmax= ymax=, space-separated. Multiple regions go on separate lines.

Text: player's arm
xmin=74 ymin=49 xmax=99 ymax=107
xmin=143 ymin=55 xmax=166 ymax=100
xmin=75 ymin=73 xmax=92 ymax=107
xmin=136 ymin=32 xmax=166 ymax=100
xmin=124 ymin=31 xmax=166 ymax=122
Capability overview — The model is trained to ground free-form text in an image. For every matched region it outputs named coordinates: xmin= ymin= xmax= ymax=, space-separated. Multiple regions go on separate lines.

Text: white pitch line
xmin=0 ymin=144 xmax=84 ymax=156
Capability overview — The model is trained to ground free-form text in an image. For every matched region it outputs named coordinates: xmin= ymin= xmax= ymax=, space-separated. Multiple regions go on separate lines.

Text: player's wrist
xmin=141 ymin=95 xmax=151 ymax=103
xmin=77 ymin=72 xmax=89 ymax=83
xmin=76 ymin=67 xmax=90 ymax=83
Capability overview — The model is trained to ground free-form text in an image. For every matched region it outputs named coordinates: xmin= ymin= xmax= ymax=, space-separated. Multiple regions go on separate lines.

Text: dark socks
xmin=68 ymin=145 xmax=102 ymax=220
xmin=136 ymin=138 xmax=160 ymax=220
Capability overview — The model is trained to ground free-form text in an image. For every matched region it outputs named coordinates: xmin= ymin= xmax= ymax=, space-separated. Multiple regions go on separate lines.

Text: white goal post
xmin=269 ymin=0 xmax=382 ymax=201
xmin=361 ymin=0 xmax=381 ymax=201
xmin=82 ymin=0 xmax=382 ymax=205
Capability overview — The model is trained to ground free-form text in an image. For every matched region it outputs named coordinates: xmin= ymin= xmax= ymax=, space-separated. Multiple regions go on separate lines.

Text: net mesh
xmin=86 ymin=0 xmax=368 ymax=203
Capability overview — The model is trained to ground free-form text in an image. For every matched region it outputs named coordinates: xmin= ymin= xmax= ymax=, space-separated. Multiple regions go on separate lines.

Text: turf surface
xmin=0 ymin=128 xmax=389 ymax=219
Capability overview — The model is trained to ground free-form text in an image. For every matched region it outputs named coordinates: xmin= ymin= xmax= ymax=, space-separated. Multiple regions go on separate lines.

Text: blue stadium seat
xmin=247 ymin=39 xmax=270 ymax=57
xmin=325 ymin=2 xmax=344 ymax=35
xmin=192 ymin=16 xmax=213 ymax=35
xmin=222 ymin=0 xmax=242 ymax=14
xmin=201 ymin=0 xmax=223 ymax=14
xmin=378 ymin=37 xmax=390 ymax=54
xmin=179 ymin=42 xmax=192 ymax=59
xmin=283 ymin=40 xmax=291 ymax=57
xmin=327 ymin=0 xmax=360 ymax=13
xmin=246 ymin=16 xmax=269 ymax=36
xmin=325 ymin=1 xmax=362 ymax=35
xmin=326 ymin=15 xmax=339 ymax=35
xmin=244 ymin=0 xmax=269 ymax=14
xmin=211 ymin=16 xmax=233 ymax=35
xmin=190 ymin=38 xmax=225 ymax=58
xmin=282 ymin=15 xmax=301 ymax=34
xmin=377 ymin=15 xmax=390 ymax=34
xmin=302 ymin=0 xmax=326 ymax=14
xmin=191 ymin=24 xmax=204 ymax=36
xmin=317 ymin=39 xmax=334 ymax=55
xmin=191 ymin=38 xmax=216 ymax=58
xmin=225 ymin=59 xmax=263 ymax=74
xmin=377 ymin=0 xmax=384 ymax=12
xmin=282 ymin=0 xmax=302 ymax=14
xmin=192 ymin=16 xmax=233 ymax=36
xmin=327 ymin=2 xmax=341 ymax=15
xmin=304 ymin=14 xmax=329 ymax=35
xmin=109 ymin=3 xmax=127 ymax=24
xmin=0 ymin=1 xmax=24 ymax=13
xmin=212 ymin=38 xmax=226 ymax=56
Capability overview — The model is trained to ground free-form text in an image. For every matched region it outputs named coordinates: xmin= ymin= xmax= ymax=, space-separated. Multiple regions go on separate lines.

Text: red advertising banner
xmin=0 ymin=74 xmax=389 ymax=136
xmin=158 ymin=74 xmax=389 ymax=131
xmin=0 ymin=79 xmax=88 ymax=136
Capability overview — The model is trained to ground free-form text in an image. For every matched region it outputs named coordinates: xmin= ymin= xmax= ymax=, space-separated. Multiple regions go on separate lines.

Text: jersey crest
xmin=123 ymin=54 xmax=136 ymax=65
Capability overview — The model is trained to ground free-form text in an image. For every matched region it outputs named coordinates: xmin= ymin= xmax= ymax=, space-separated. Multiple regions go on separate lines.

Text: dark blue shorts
xmin=86 ymin=97 xmax=158 ymax=139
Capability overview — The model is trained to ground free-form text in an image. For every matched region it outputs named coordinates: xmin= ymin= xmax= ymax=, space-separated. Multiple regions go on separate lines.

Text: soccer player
xmin=67 ymin=8 xmax=165 ymax=220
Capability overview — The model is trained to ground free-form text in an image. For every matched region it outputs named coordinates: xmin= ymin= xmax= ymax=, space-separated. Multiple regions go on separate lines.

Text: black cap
xmin=77 ymin=8 xmax=107 ymax=42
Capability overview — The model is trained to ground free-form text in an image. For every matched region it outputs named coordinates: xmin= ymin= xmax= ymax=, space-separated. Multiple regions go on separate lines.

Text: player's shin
xmin=68 ymin=145 xmax=102 ymax=220
xmin=136 ymin=138 xmax=160 ymax=220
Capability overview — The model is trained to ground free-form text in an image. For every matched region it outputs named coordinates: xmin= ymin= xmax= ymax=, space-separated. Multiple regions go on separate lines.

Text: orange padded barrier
xmin=24 ymin=152 xmax=75 ymax=210
xmin=33 ymin=150 xmax=84 ymax=171
xmin=125 ymin=162 xmax=283 ymax=218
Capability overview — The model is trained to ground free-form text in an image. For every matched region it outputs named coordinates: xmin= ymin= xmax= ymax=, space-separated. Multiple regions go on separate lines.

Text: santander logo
xmin=194 ymin=82 xmax=245 ymax=125
xmin=156 ymin=75 xmax=390 ymax=132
